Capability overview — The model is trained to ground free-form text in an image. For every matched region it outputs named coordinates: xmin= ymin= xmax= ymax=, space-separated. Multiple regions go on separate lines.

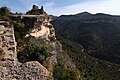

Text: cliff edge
xmin=0 ymin=5 xmax=81 ymax=80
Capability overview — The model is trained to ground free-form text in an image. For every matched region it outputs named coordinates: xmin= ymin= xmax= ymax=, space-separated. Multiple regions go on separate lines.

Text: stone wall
xmin=0 ymin=22 xmax=17 ymax=65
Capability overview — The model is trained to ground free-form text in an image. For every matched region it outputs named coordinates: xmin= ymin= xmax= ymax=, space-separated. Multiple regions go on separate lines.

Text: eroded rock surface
xmin=0 ymin=25 xmax=5 ymax=35
xmin=0 ymin=5 xmax=81 ymax=80
xmin=0 ymin=22 xmax=51 ymax=80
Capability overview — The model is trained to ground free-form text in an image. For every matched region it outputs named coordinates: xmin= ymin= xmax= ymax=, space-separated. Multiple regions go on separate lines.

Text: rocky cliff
xmin=0 ymin=5 xmax=81 ymax=80
xmin=0 ymin=22 xmax=51 ymax=80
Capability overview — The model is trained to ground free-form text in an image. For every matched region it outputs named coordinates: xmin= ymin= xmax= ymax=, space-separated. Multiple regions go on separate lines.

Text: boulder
xmin=0 ymin=25 xmax=5 ymax=35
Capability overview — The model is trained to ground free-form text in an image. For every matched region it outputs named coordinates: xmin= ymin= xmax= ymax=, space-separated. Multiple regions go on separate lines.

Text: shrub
xmin=17 ymin=41 xmax=51 ymax=63
xmin=0 ymin=6 xmax=10 ymax=20
xmin=53 ymin=63 xmax=77 ymax=80
xmin=14 ymin=22 xmax=25 ymax=32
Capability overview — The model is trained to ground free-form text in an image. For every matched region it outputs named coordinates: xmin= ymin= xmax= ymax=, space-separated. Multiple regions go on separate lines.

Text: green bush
xmin=0 ymin=6 xmax=10 ymax=20
xmin=40 ymin=46 xmax=50 ymax=57
xmin=17 ymin=41 xmax=51 ymax=63
xmin=14 ymin=21 xmax=26 ymax=47
xmin=25 ymin=42 xmax=49 ymax=57
xmin=49 ymin=36 xmax=56 ymax=41
xmin=53 ymin=64 xmax=77 ymax=80
xmin=14 ymin=22 xmax=25 ymax=32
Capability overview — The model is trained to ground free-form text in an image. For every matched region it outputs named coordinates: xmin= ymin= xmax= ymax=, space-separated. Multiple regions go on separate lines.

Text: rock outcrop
xmin=0 ymin=5 xmax=81 ymax=80
xmin=0 ymin=21 xmax=51 ymax=80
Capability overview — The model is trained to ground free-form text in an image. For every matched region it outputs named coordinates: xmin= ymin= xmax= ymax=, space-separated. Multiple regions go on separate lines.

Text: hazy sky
xmin=0 ymin=0 xmax=120 ymax=16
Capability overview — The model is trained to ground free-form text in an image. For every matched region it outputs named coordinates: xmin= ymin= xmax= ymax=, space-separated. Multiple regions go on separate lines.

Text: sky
xmin=0 ymin=0 xmax=120 ymax=16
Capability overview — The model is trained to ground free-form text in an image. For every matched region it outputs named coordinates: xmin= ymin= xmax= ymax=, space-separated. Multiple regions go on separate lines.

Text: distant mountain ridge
xmin=52 ymin=12 xmax=120 ymax=64
xmin=55 ymin=12 xmax=120 ymax=21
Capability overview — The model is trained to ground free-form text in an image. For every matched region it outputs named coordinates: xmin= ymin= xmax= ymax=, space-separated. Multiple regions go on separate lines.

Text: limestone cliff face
xmin=28 ymin=15 xmax=55 ymax=40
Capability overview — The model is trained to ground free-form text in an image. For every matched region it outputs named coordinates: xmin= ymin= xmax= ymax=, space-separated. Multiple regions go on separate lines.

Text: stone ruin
xmin=10 ymin=5 xmax=55 ymax=40
xmin=0 ymin=21 xmax=51 ymax=80
xmin=0 ymin=22 xmax=17 ymax=65
xmin=0 ymin=5 xmax=54 ymax=79
xmin=26 ymin=5 xmax=44 ymax=15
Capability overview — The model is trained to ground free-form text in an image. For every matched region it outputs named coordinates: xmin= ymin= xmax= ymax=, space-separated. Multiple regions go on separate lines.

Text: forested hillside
xmin=56 ymin=35 xmax=120 ymax=80
xmin=52 ymin=12 xmax=120 ymax=64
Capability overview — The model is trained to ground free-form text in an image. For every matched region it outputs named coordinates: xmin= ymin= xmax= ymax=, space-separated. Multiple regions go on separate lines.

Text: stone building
xmin=26 ymin=5 xmax=44 ymax=15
